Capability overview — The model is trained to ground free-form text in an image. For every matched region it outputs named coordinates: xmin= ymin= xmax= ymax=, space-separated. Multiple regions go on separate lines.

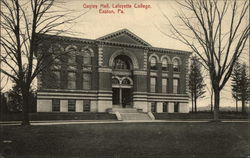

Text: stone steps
xmin=120 ymin=113 xmax=152 ymax=120
xmin=112 ymin=108 xmax=138 ymax=113
xmin=111 ymin=108 xmax=154 ymax=120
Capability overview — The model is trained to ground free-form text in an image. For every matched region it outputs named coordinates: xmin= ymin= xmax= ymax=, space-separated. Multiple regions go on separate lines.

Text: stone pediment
xmin=97 ymin=29 xmax=151 ymax=46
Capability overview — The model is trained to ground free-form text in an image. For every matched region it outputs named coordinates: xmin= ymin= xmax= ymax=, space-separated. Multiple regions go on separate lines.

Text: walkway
xmin=0 ymin=119 xmax=249 ymax=126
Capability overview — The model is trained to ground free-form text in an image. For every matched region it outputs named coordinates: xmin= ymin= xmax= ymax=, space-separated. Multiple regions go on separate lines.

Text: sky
xmin=1 ymin=0 xmax=249 ymax=109
xmin=59 ymin=0 xmax=250 ymax=108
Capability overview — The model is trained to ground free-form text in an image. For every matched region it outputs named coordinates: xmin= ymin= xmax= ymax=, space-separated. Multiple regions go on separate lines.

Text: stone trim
xmin=173 ymin=74 xmax=180 ymax=78
xmin=133 ymin=70 xmax=147 ymax=76
xmin=38 ymin=89 xmax=98 ymax=93
xmin=98 ymin=45 xmax=104 ymax=66
xmin=162 ymin=73 xmax=169 ymax=77
xmin=65 ymin=44 xmax=78 ymax=52
xmin=108 ymin=49 xmax=139 ymax=69
xmin=172 ymin=56 xmax=182 ymax=65
xmin=37 ymin=96 xmax=97 ymax=100
xmin=112 ymin=70 xmax=131 ymax=76
xmin=148 ymin=53 xmax=160 ymax=63
xmin=98 ymin=67 xmax=112 ymax=73
xmin=160 ymin=55 xmax=172 ymax=64
xmin=143 ymin=49 xmax=148 ymax=70
xmin=150 ymin=72 xmax=157 ymax=76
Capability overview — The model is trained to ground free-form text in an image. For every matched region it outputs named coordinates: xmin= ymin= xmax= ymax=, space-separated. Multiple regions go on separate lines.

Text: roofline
xmin=97 ymin=28 xmax=152 ymax=47
xmin=36 ymin=33 xmax=192 ymax=55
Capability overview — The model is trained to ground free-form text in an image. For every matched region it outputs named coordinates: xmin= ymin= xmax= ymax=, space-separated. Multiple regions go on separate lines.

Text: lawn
xmin=0 ymin=122 xmax=249 ymax=158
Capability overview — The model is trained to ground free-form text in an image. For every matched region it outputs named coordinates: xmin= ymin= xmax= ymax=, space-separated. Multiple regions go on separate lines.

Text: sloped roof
xmin=97 ymin=29 xmax=152 ymax=47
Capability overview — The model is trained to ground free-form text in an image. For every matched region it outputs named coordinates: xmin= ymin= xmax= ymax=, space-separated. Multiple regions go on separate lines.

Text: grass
xmin=0 ymin=122 xmax=249 ymax=158
xmin=1 ymin=112 xmax=249 ymax=121
xmin=0 ymin=112 xmax=117 ymax=121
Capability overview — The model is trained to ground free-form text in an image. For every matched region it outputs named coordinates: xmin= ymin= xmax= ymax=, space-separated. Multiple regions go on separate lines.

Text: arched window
xmin=112 ymin=78 xmax=120 ymax=84
xmin=122 ymin=79 xmax=130 ymax=85
xmin=113 ymin=55 xmax=131 ymax=70
xmin=150 ymin=57 xmax=157 ymax=70
xmin=83 ymin=52 xmax=91 ymax=65
xmin=173 ymin=59 xmax=180 ymax=72
xmin=68 ymin=48 xmax=76 ymax=65
xmin=162 ymin=58 xmax=168 ymax=71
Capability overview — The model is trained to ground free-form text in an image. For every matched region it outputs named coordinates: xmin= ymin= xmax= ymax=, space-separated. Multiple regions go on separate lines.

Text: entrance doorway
xmin=112 ymin=88 xmax=132 ymax=108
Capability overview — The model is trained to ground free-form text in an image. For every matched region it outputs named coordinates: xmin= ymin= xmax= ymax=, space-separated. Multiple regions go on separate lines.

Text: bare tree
xmin=0 ymin=0 xmax=85 ymax=125
xmin=162 ymin=0 xmax=249 ymax=120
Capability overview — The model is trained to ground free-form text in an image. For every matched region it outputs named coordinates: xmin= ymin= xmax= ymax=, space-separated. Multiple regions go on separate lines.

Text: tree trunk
xmin=213 ymin=89 xmax=220 ymax=121
xmin=194 ymin=96 xmax=197 ymax=113
xmin=191 ymin=94 xmax=194 ymax=113
xmin=21 ymin=87 xmax=30 ymax=126
xmin=236 ymin=98 xmax=238 ymax=112
xmin=241 ymin=97 xmax=246 ymax=113
xmin=210 ymin=89 xmax=213 ymax=112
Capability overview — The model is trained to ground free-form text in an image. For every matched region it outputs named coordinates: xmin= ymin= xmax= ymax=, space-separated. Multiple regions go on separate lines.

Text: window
xmin=68 ymin=49 xmax=76 ymax=65
xmin=68 ymin=72 xmax=76 ymax=89
xmin=151 ymin=102 xmax=156 ymax=112
xmin=163 ymin=102 xmax=168 ymax=112
xmin=68 ymin=99 xmax=76 ymax=112
xmin=122 ymin=79 xmax=130 ymax=85
xmin=83 ymin=100 xmax=91 ymax=112
xmin=150 ymin=77 xmax=156 ymax=93
xmin=113 ymin=55 xmax=131 ymax=70
xmin=52 ymin=71 xmax=60 ymax=88
xmin=150 ymin=57 xmax=157 ymax=70
xmin=174 ymin=102 xmax=179 ymax=112
xmin=83 ymin=73 xmax=91 ymax=90
xmin=52 ymin=99 xmax=60 ymax=112
xmin=162 ymin=78 xmax=168 ymax=93
xmin=173 ymin=78 xmax=179 ymax=94
xmin=83 ymin=52 xmax=91 ymax=65
xmin=51 ymin=54 xmax=61 ymax=67
xmin=112 ymin=78 xmax=120 ymax=84
xmin=162 ymin=58 xmax=168 ymax=71
xmin=173 ymin=58 xmax=180 ymax=72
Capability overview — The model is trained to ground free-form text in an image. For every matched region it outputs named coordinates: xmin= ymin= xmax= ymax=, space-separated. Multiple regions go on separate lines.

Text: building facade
xmin=37 ymin=29 xmax=190 ymax=113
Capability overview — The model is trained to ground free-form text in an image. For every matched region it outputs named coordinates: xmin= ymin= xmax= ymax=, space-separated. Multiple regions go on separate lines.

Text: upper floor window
xmin=162 ymin=78 xmax=168 ymax=93
xmin=173 ymin=58 xmax=180 ymax=72
xmin=68 ymin=72 xmax=76 ymax=89
xmin=83 ymin=73 xmax=91 ymax=90
xmin=113 ymin=55 xmax=131 ymax=70
xmin=83 ymin=52 xmax=91 ymax=65
xmin=52 ymin=71 xmax=60 ymax=89
xmin=162 ymin=58 xmax=169 ymax=71
xmin=68 ymin=48 xmax=76 ymax=65
xmin=173 ymin=78 xmax=180 ymax=94
xmin=150 ymin=77 xmax=156 ymax=93
xmin=150 ymin=57 xmax=157 ymax=70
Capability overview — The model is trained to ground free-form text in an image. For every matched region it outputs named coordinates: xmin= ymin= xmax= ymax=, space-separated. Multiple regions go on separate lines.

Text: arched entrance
xmin=111 ymin=55 xmax=134 ymax=108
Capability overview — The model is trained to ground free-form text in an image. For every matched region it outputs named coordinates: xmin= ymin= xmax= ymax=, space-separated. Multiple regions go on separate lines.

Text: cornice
xmin=36 ymin=33 xmax=192 ymax=55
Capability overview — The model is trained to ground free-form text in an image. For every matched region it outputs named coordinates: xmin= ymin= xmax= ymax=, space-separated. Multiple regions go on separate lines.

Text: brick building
xmin=37 ymin=29 xmax=190 ymax=113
